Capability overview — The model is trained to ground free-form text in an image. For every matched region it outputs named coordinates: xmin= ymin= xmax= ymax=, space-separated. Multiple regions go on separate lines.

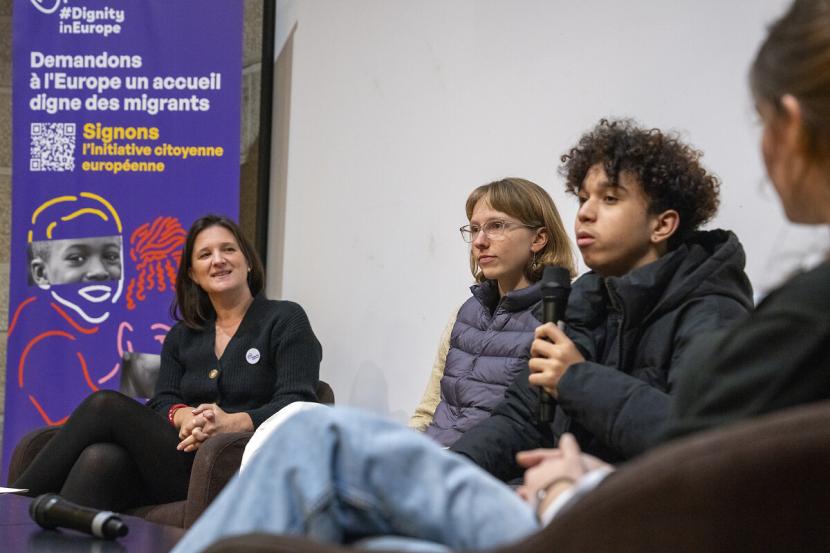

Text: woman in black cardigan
xmin=12 ymin=214 xmax=322 ymax=511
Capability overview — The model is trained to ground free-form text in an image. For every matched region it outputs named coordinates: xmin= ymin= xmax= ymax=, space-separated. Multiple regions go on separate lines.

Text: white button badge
xmin=246 ymin=348 xmax=261 ymax=365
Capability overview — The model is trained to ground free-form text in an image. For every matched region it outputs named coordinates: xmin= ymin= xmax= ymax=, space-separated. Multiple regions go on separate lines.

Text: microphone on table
xmin=29 ymin=493 xmax=129 ymax=540
xmin=538 ymin=265 xmax=571 ymax=424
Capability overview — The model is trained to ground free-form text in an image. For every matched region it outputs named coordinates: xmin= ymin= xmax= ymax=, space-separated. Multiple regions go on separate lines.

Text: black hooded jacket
xmin=450 ymin=230 xmax=754 ymax=481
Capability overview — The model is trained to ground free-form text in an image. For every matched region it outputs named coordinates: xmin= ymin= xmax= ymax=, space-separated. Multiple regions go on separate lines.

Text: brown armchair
xmin=7 ymin=380 xmax=336 ymax=529
xmin=200 ymin=400 xmax=830 ymax=553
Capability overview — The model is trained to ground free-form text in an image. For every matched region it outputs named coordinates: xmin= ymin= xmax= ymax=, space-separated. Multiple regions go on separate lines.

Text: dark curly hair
xmin=560 ymin=119 xmax=720 ymax=249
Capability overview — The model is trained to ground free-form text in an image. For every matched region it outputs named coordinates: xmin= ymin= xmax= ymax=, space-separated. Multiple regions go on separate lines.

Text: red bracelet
xmin=168 ymin=403 xmax=188 ymax=426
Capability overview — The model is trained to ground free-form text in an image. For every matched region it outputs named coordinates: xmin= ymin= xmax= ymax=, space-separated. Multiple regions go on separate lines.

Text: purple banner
xmin=4 ymin=0 xmax=243 ymax=478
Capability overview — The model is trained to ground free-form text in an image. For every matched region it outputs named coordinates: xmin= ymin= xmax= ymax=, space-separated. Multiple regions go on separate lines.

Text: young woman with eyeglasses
xmin=409 ymin=177 xmax=576 ymax=447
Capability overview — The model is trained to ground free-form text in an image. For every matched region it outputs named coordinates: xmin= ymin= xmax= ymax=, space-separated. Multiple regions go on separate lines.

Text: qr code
xmin=30 ymin=122 xmax=76 ymax=172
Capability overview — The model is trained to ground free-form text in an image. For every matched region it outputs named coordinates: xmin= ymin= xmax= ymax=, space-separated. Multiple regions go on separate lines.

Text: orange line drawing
xmin=28 ymin=395 xmax=70 ymax=426
xmin=127 ymin=216 xmax=185 ymax=310
xmin=77 ymin=352 xmax=99 ymax=392
xmin=18 ymin=330 xmax=75 ymax=387
xmin=8 ymin=296 xmax=37 ymax=337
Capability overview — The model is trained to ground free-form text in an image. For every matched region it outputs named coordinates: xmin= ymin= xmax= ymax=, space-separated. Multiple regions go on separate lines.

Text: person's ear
xmin=650 ymin=210 xmax=680 ymax=246
xmin=773 ymin=95 xmax=822 ymax=196
xmin=531 ymin=227 xmax=549 ymax=253
xmin=31 ymin=258 xmax=50 ymax=286
xmin=779 ymin=94 xmax=806 ymax=154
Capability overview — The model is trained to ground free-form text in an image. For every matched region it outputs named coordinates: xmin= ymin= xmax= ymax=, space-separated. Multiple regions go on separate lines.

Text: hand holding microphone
xmin=529 ymin=324 xmax=585 ymax=393
xmin=30 ymin=493 xmax=129 ymax=540
xmin=531 ymin=266 xmax=579 ymax=423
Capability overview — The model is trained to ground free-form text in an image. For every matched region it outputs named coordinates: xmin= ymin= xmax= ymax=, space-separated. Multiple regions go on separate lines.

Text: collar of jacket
xmin=567 ymin=229 xmax=753 ymax=332
xmin=470 ymin=279 xmax=543 ymax=315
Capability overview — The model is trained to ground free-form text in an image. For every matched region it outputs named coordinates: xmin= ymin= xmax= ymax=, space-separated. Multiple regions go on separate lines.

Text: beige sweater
xmin=408 ymin=310 xmax=458 ymax=431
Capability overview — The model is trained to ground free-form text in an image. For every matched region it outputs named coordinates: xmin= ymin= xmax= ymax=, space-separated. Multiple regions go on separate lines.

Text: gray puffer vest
xmin=425 ymin=279 xmax=542 ymax=446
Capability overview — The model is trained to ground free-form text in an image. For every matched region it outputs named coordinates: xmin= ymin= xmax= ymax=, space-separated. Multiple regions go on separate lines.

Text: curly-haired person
xmin=171 ymin=166 xmax=756 ymax=550
xmin=451 ymin=119 xmax=754 ymax=478
xmin=561 ymin=118 xmax=720 ymax=252
xmin=157 ymin=3 xmax=830 ymax=550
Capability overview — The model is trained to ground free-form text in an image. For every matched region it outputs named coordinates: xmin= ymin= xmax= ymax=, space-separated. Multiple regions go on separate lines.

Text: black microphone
xmin=30 ymin=493 xmax=129 ymax=540
xmin=538 ymin=265 xmax=571 ymax=423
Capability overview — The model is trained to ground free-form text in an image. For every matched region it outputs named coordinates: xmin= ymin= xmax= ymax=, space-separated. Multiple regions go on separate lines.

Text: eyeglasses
xmin=459 ymin=220 xmax=539 ymax=243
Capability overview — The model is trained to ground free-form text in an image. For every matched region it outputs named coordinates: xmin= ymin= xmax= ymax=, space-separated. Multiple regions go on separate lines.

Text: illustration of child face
xmin=30 ymin=236 xmax=123 ymax=285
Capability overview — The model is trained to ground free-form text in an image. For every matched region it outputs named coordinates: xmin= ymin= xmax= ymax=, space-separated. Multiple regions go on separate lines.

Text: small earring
xmin=530 ymin=251 xmax=540 ymax=272
xmin=248 ymin=266 xmax=252 ymax=272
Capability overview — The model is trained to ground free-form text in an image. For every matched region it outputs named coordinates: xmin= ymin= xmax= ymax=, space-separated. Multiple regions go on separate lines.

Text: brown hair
xmin=465 ymin=177 xmax=576 ymax=282
xmin=172 ymin=214 xmax=265 ymax=329
xmin=751 ymin=0 xmax=830 ymax=158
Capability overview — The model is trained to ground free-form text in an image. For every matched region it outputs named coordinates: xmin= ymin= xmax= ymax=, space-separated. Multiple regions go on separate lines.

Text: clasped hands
xmin=516 ymin=433 xmax=609 ymax=518
xmin=175 ymin=404 xmax=254 ymax=452
xmin=528 ymin=322 xmax=584 ymax=397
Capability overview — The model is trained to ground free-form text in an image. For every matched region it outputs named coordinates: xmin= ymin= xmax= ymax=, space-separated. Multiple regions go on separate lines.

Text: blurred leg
xmin=172 ymin=407 xmax=538 ymax=553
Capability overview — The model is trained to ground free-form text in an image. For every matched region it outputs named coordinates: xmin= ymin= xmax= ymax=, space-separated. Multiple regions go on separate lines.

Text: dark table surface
xmin=0 ymin=493 xmax=185 ymax=553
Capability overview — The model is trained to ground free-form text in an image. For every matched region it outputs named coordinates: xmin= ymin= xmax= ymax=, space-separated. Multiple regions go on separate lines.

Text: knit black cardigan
xmin=147 ymin=294 xmax=322 ymax=428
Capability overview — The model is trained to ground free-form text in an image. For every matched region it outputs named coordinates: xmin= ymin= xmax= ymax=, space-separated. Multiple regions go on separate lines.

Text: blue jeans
xmin=171 ymin=407 xmax=539 ymax=553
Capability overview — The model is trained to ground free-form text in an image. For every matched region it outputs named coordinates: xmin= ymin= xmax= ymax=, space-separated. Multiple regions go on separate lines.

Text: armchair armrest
xmin=7 ymin=427 xmax=60 ymax=483
xmin=183 ymin=431 xmax=253 ymax=528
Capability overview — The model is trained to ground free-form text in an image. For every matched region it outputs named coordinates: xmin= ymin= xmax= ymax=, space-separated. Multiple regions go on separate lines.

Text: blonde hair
xmin=465 ymin=177 xmax=576 ymax=282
